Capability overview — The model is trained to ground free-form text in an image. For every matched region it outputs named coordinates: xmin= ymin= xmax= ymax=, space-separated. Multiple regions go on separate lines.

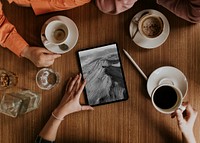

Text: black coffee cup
xmin=151 ymin=84 xmax=185 ymax=114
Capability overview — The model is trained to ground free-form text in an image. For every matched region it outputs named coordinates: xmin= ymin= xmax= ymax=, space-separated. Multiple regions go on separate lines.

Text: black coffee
xmin=153 ymin=86 xmax=177 ymax=109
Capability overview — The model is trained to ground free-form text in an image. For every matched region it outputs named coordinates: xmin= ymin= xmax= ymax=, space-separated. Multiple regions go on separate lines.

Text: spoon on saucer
xmin=58 ymin=44 xmax=69 ymax=51
xmin=131 ymin=11 xmax=150 ymax=40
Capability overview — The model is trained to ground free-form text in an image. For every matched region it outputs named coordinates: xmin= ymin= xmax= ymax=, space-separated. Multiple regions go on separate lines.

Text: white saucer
xmin=129 ymin=9 xmax=170 ymax=49
xmin=147 ymin=66 xmax=188 ymax=98
xmin=41 ymin=16 xmax=79 ymax=54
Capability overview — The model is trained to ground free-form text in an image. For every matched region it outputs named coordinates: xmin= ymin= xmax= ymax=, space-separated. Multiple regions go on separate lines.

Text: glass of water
xmin=0 ymin=69 xmax=18 ymax=90
xmin=36 ymin=68 xmax=60 ymax=90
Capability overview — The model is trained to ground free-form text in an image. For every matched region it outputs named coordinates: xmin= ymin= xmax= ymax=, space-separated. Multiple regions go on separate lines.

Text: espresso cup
xmin=151 ymin=83 xmax=185 ymax=114
xmin=44 ymin=20 xmax=68 ymax=45
xmin=138 ymin=14 xmax=163 ymax=39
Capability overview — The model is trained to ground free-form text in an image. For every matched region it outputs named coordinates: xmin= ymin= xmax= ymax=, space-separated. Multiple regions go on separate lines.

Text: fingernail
xmin=90 ymin=107 xmax=94 ymax=110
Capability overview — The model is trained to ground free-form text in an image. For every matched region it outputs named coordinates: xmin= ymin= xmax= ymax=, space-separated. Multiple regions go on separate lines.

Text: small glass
xmin=0 ymin=89 xmax=41 ymax=118
xmin=36 ymin=68 xmax=60 ymax=90
xmin=0 ymin=69 xmax=18 ymax=90
xmin=0 ymin=93 xmax=22 ymax=117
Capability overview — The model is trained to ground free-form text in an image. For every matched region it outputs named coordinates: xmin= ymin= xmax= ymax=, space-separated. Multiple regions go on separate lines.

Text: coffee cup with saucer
xmin=129 ymin=9 xmax=170 ymax=49
xmin=41 ymin=16 xmax=79 ymax=54
xmin=123 ymin=50 xmax=187 ymax=114
xmin=147 ymin=66 xmax=188 ymax=114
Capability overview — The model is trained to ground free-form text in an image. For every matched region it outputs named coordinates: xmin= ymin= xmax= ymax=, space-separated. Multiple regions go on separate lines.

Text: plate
xmin=41 ymin=16 xmax=79 ymax=54
xmin=129 ymin=9 xmax=170 ymax=49
xmin=147 ymin=66 xmax=188 ymax=97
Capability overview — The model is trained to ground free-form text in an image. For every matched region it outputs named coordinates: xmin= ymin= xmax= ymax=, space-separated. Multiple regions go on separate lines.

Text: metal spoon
xmin=42 ymin=33 xmax=69 ymax=51
xmin=131 ymin=11 xmax=150 ymax=40
xmin=58 ymin=44 xmax=69 ymax=51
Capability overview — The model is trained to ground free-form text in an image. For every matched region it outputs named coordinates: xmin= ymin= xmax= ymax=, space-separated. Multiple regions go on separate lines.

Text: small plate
xmin=129 ymin=9 xmax=170 ymax=49
xmin=147 ymin=66 xmax=188 ymax=97
xmin=41 ymin=16 xmax=79 ymax=54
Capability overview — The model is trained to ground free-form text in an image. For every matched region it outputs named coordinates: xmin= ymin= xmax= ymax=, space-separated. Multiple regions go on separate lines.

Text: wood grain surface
xmin=0 ymin=0 xmax=200 ymax=143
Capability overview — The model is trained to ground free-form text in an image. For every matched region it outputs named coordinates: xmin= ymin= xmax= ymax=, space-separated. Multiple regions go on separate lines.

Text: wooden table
xmin=0 ymin=0 xmax=200 ymax=143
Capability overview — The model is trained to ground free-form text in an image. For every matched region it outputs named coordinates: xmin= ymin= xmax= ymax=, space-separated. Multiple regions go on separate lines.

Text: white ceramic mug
xmin=44 ymin=20 xmax=69 ymax=45
xmin=151 ymin=79 xmax=185 ymax=114
xmin=138 ymin=13 xmax=164 ymax=39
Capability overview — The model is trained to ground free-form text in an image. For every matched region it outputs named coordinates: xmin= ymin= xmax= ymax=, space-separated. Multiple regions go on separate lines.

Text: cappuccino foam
xmin=141 ymin=17 xmax=163 ymax=38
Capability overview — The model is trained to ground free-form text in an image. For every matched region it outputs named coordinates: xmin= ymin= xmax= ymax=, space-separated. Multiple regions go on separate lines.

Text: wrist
xmin=51 ymin=112 xmax=64 ymax=121
xmin=20 ymin=45 xmax=30 ymax=58
xmin=53 ymin=107 xmax=69 ymax=120
xmin=182 ymin=132 xmax=196 ymax=143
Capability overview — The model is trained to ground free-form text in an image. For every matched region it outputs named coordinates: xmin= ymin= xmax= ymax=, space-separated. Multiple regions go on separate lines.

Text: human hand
xmin=20 ymin=46 xmax=61 ymax=67
xmin=173 ymin=102 xmax=198 ymax=143
xmin=53 ymin=74 xmax=94 ymax=120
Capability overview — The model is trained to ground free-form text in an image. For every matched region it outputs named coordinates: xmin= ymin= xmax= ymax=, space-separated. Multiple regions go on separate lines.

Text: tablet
xmin=77 ymin=43 xmax=128 ymax=106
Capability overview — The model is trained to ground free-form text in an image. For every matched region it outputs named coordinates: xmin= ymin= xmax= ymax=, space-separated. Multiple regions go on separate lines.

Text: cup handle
xmin=43 ymin=40 xmax=49 ymax=45
xmin=158 ymin=78 xmax=174 ymax=85
xmin=178 ymin=104 xmax=186 ymax=112
xmin=42 ymin=34 xmax=51 ymax=46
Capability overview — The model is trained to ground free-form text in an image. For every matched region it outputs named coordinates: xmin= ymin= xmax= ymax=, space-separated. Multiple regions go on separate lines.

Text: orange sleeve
xmin=0 ymin=2 xmax=28 ymax=56
xmin=30 ymin=0 xmax=91 ymax=15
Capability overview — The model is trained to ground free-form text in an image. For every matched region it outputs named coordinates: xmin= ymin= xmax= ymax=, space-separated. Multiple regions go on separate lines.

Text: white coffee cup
xmin=44 ymin=20 xmax=68 ymax=45
xmin=138 ymin=13 xmax=164 ymax=39
xmin=151 ymin=80 xmax=185 ymax=114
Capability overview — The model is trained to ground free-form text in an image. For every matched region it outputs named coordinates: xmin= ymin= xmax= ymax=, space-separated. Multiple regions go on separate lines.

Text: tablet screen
xmin=77 ymin=43 xmax=128 ymax=106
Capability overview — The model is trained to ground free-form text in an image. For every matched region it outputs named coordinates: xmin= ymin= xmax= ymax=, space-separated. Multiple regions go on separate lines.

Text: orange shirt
xmin=0 ymin=2 xmax=28 ymax=56
xmin=8 ymin=0 xmax=91 ymax=15
xmin=0 ymin=0 xmax=90 ymax=56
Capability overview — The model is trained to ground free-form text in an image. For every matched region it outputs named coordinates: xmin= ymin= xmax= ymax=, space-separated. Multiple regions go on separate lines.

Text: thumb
xmin=176 ymin=109 xmax=184 ymax=125
xmin=43 ymin=54 xmax=61 ymax=61
xmin=50 ymin=54 xmax=62 ymax=59
xmin=81 ymin=106 xmax=94 ymax=111
xmin=39 ymin=48 xmax=61 ymax=57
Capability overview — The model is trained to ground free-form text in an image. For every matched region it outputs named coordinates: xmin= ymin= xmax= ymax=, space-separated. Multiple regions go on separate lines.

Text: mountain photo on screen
xmin=78 ymin=43 xmax=128 ymax=106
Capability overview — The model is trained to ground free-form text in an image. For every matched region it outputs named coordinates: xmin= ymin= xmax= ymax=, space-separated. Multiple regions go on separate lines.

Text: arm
xmin=0 ymin=2 xmax=28 ymax=56
xmin=0 ymin=2 xmax=61 ymax=67
xmin=9 ymin=0 xmax=91 ymax=15
xmin=157 ymin=0 xmax=200 ymax=23
xmin=37 ymin=74 xmax=93 ymax=142
xmin=173 ymin=102 xmax=198 ymax=143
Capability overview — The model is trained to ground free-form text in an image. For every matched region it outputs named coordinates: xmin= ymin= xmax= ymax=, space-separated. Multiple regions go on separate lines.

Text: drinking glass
xmin=36 ymin=68 xmax=60 ymax=90
xmin=0 ymin=92 xmax=22 ymax=117
xmin=0 ymin=69 xmax=18 ymax=90
xmin=0 ymin=89 xmax=41 ymax=118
